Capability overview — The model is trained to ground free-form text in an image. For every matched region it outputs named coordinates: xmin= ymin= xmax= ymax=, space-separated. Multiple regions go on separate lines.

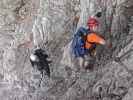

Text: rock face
xmin=0 ymin=0 xmax=133 ymax=100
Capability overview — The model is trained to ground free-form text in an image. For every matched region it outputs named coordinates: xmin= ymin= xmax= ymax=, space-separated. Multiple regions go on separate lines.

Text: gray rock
xmin=0 ymin=0 xmax=133 ymax=99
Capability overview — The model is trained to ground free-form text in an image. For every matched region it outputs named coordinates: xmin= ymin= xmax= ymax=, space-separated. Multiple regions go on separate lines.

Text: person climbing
xmin=30 ymin=48 xmax=51 ymax=77
xmin=71 ymin=12 xmax=106 ymax=69
xmin=72 ymin=12 xmax=103 ymax=57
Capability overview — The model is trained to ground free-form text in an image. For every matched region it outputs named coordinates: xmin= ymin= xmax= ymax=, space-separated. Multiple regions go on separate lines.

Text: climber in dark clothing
xmin=30 ymin=48 xmax=51 ymax=77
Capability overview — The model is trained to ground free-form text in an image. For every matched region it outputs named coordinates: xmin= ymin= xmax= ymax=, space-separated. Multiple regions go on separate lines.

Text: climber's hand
xmin=99 ymin=39 xmax=106 ymax=45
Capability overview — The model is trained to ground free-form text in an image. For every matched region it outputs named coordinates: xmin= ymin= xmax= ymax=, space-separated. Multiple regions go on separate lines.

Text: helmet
xmin=87 ymin=17 xmax=99 ymax=28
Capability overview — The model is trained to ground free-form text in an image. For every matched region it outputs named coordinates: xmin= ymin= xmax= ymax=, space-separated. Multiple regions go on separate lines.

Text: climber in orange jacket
xmin=84 ymin=12 xmax=106 ymax=56
xmin=84 ymin=33 xmax=105 ymax=49
xmin=82 ymin=32 xmax=106 ymax=57
xmin=73 ymin=12 xmax=107 ymax=69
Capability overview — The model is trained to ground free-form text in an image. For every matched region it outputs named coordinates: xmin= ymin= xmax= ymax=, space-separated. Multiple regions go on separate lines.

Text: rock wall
xmin=0 ymin=0 xmax=133 ymax=100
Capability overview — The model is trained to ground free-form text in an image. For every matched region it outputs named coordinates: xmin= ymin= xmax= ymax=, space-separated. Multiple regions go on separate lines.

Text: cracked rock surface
xmin=0 ymin=0 xmax=133 ymax=100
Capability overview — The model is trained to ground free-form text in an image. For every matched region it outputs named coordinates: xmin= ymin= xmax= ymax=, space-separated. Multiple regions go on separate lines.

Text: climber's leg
xmin=89 ymin=44 xmax=97 ymax=57
xmin=78 ymin=57 xmax=84 ymax=68
xmin=83 ymin=53 xmax=95 ymax=70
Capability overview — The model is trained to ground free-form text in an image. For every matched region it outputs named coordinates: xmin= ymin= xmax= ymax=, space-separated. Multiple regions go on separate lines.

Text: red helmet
xmin=87 ymin=17 xmax=99 ymax=28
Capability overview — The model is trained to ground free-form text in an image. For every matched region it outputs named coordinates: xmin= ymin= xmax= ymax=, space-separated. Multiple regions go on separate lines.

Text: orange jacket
xmin=85 ymin=33 xmax=106 ymax=49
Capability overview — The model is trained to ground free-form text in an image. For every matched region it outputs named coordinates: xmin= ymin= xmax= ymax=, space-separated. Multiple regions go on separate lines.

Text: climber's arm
xmin=87 ymin=33 xmax=106 ymax=45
